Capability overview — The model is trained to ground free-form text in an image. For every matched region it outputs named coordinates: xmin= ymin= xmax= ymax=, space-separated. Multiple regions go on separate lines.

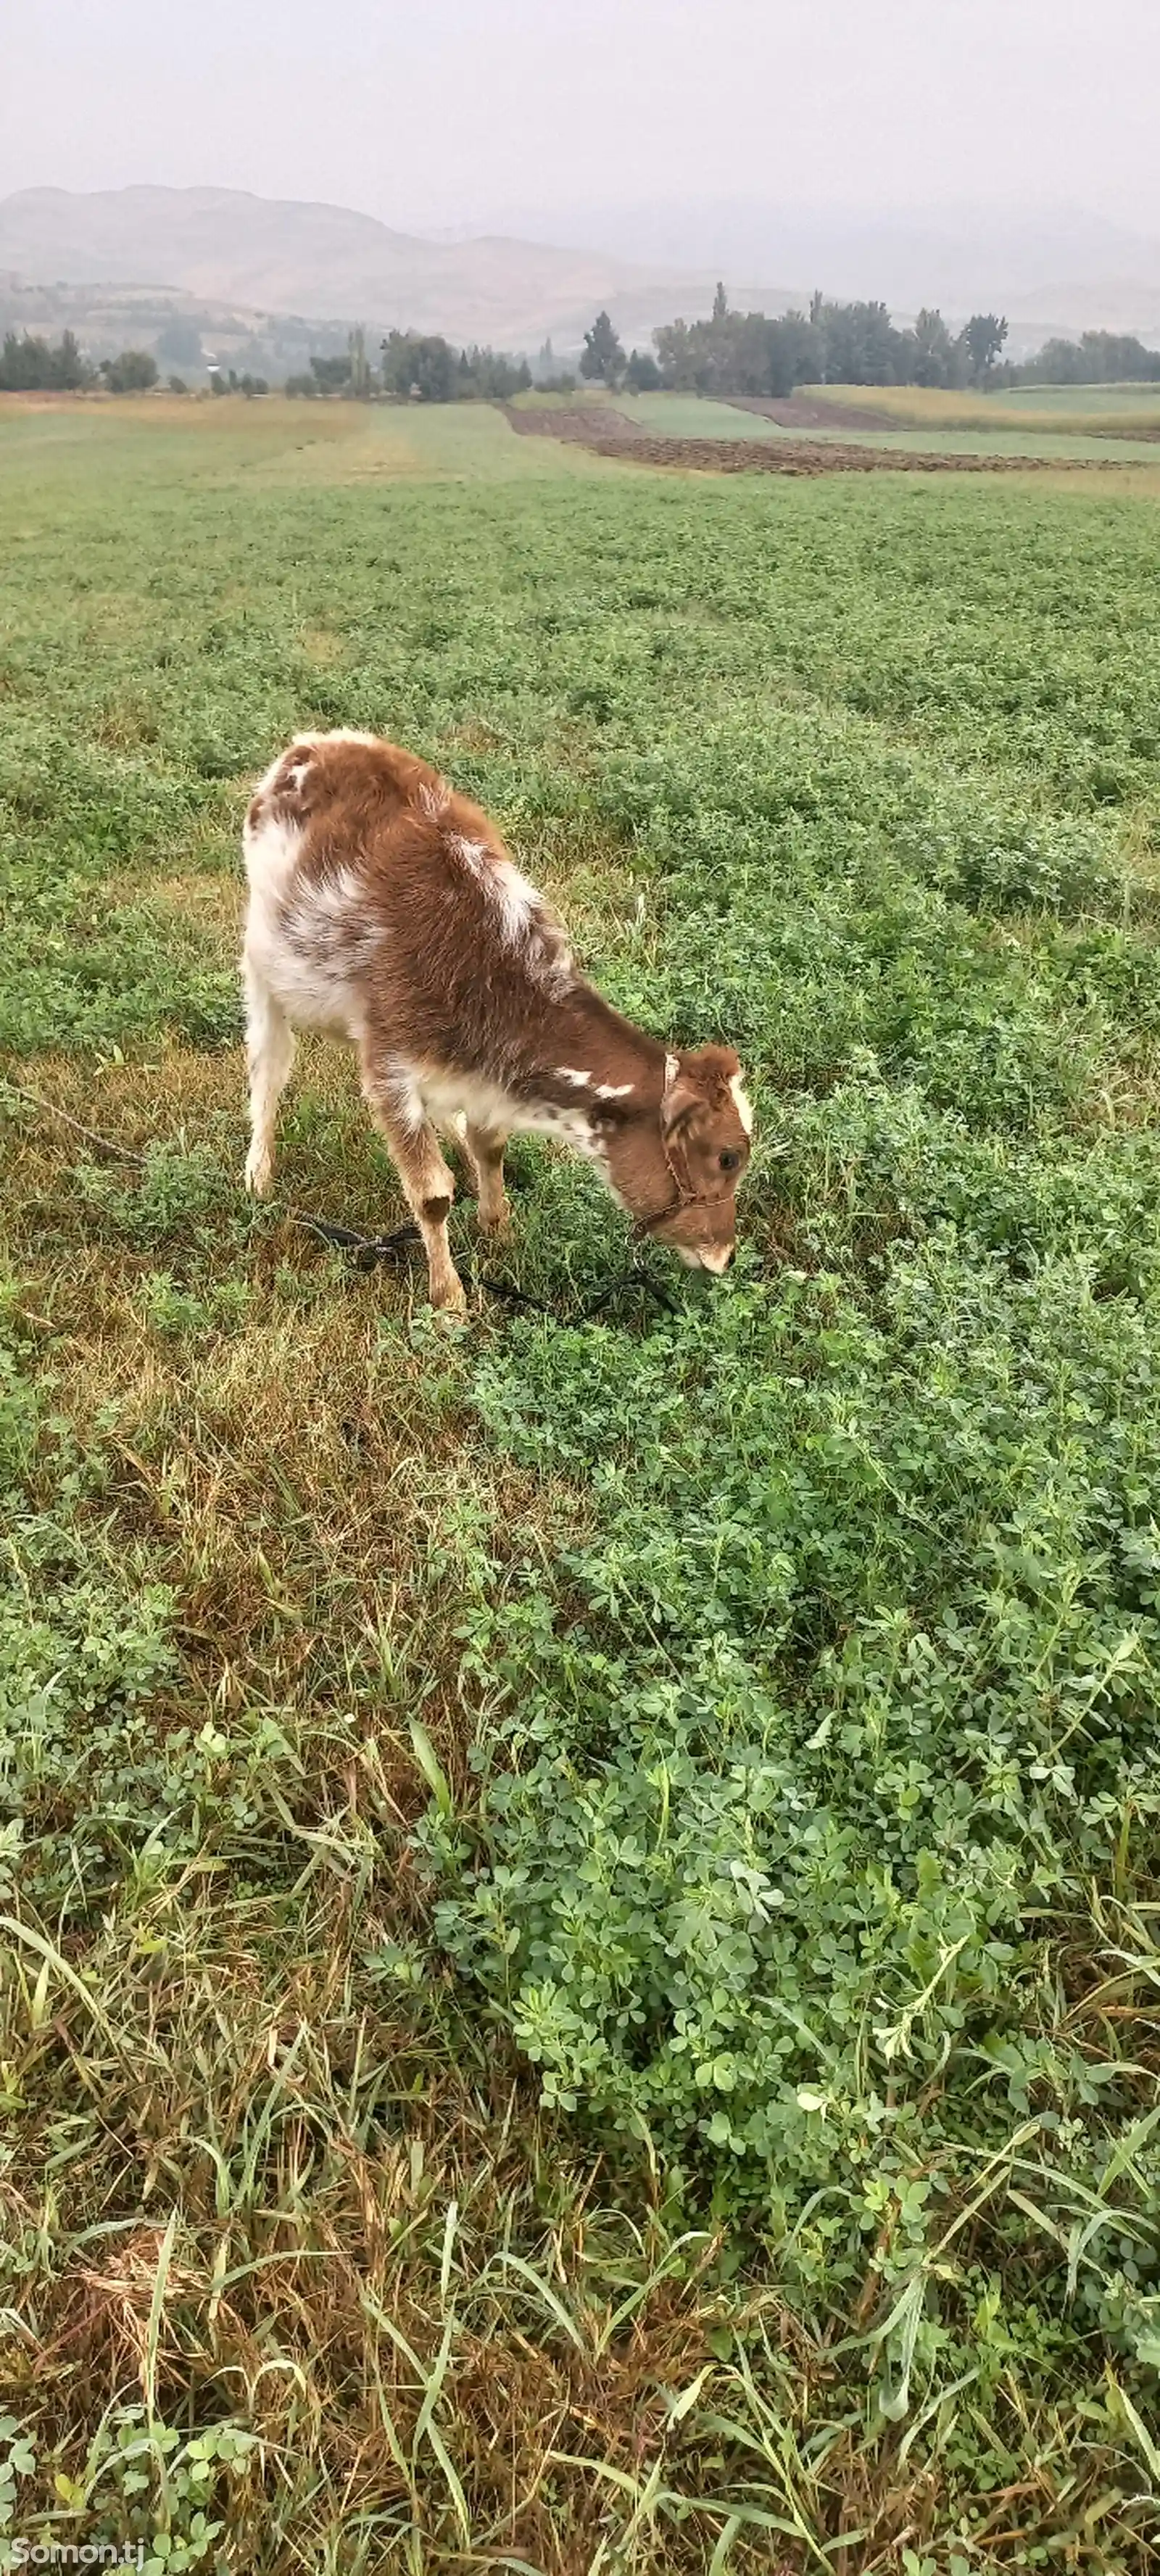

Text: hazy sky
xmin=4 ymin=0 xmax=1159 ymax=238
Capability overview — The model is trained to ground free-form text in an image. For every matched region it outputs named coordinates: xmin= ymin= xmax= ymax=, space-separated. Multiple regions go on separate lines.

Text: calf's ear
xmin=660 ymin=1053 xmax=704 ymax=1135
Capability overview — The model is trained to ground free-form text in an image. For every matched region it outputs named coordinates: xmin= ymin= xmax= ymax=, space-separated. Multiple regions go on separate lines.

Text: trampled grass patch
xmin=2 ymin=398 xmax=1160 ymax=2571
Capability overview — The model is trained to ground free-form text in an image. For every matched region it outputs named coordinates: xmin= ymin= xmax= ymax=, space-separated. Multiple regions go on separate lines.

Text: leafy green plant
xmin=138 ymin=1271 xmax=252 ymax=1338
xmin=4 ymin=397 xmax=1160 ymax=2571
xmin=54 ymin=2410 xmax=260 ymax=2571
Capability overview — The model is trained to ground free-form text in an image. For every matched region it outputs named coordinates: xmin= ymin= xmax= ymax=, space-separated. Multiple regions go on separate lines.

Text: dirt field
xmin=721 ymin=392 xmax=907 ymax=431
xmin=501 ymin=399 xmax=1151 ymax=475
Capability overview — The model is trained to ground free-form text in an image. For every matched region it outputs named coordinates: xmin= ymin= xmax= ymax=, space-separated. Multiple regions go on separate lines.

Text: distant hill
xmin=0 ymin=268 xmax=353 ymax=378
xmin=0 ymin=185 xmax=800 ymax=357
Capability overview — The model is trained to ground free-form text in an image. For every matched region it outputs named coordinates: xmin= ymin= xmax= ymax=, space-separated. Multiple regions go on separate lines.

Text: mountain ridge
xmin=0 ymin=184 xmax=798 ymax=354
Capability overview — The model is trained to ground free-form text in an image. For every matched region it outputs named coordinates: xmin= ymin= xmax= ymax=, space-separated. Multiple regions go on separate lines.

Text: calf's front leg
xmin=462 ymin=1121 xmax=511 ymax=1235
xmin=360 ymin=1052 xmax=466 ymax=1314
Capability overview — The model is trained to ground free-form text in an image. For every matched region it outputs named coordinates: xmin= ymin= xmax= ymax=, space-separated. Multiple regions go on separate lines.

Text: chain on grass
xmin=2 ymin=1080 xmax=679 ymax=1327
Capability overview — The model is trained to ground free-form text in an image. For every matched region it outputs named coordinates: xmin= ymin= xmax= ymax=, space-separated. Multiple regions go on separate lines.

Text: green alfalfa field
xmin=3 ymin=394 xmax=1160 ymax=2572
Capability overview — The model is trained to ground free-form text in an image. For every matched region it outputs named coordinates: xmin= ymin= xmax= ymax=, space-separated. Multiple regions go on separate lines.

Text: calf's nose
xmin=699 ymin=1243 xmax=733 ymax=1275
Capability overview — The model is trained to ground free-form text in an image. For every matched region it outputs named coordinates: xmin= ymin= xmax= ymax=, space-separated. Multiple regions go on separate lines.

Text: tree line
xmin=284 ymin=329 xmax=533 ymax=402
xmin=0 ymin=333 xmax=208 ymax=394
xmin=1020 ymin=329 xmax=1160 ymax=385
xmin=581 ymin=291 xmax=1011 ymax=399
xmin=1 ymin=324 xmax=531 ymax=403
xmin=7 ymin=304 xmax=1159 ymax=410
xmin=581 ymin=291 xmax=1160 ymax=401
xmin=1 ymin=330 xmax=92 ymax=391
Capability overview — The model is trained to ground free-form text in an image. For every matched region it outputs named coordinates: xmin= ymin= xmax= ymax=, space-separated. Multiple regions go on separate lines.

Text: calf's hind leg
xmin=360 ymin=1051 xmax=466 ymax=1314
xmin=244 ymin=962 xmax=295 ymax=1197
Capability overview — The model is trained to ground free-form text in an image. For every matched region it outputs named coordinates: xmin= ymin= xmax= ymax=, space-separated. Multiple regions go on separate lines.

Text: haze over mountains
xmin=464 ymin=196 xmax=1160 ymax=334
xmin=2 ymin=184 xmax=1159 ymax=370
xmin=0 ymin=186 xmax=795 ymax=361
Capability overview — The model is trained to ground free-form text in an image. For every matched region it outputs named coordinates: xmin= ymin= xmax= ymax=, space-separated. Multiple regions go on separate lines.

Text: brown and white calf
xmin=241 ymin=730 xmax=753 ymax=1310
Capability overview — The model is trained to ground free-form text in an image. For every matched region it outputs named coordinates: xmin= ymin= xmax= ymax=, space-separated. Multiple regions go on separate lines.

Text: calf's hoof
xmin=430 ymin=1271 xmax=468 ymax=1318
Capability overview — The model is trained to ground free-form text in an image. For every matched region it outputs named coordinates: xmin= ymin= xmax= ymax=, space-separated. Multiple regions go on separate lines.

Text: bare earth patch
xmin=502 ymin=399 xmax=1155 ymax=476
xmin=720 ymin=392 xmax=915 ymax=431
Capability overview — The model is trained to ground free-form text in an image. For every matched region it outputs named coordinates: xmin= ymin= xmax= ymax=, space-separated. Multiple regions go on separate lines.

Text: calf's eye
xmin=718 ymin=1148 xmax=742 ymax=1173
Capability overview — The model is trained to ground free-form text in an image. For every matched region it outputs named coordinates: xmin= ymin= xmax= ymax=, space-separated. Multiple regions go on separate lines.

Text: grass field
xmin=4 ymin=394 xmax=1160 ymax=2573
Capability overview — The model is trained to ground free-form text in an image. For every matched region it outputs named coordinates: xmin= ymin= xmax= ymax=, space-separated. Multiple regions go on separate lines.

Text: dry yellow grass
xmin=798 ymin=380 xmax=1160 ymax=436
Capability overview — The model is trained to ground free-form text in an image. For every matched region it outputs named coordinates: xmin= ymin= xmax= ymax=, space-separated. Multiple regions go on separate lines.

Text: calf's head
xmin=607 ymin=1043 xmax=753 ymax=1272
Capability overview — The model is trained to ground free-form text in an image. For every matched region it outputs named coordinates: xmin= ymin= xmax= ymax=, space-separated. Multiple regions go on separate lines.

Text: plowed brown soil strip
xmin=502 ymin=402 xmax=1150 ymax=476
xmin=721 ymin=392 xmax=905 ymax=431
xmin=504 ymin=402 xmax=645 ymax=442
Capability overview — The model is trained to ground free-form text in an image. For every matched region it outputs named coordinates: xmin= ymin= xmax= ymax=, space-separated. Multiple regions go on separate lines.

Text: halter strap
xmin=633 ymin=1054 xmax=702 ymax=1238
